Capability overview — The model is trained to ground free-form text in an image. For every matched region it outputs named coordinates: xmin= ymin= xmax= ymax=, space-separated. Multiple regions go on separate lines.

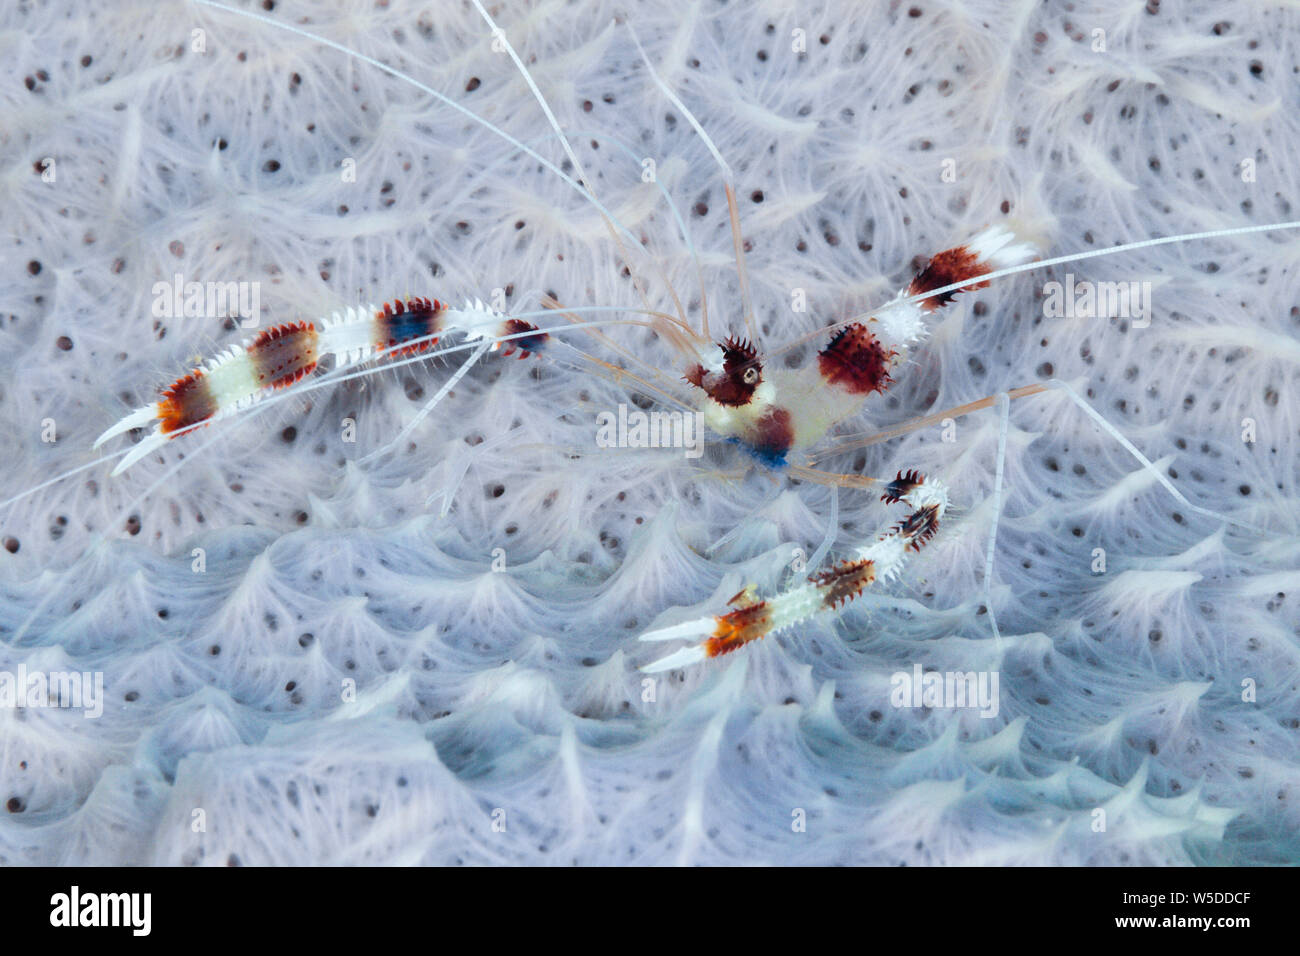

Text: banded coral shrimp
xmin=1 ymin=0 xmax=1298 ymax=866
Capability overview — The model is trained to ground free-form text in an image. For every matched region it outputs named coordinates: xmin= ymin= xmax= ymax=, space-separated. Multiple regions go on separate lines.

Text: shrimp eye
xmin=684 ymin=337 xmax=763 ymax=407
xmin=713 ymin=337 xmax=762 ymax=406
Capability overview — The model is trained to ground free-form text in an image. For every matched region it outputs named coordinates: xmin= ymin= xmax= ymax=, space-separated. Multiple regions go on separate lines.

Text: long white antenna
xmin=626 ymin=22 xmax=759 ymax=346
xmin=191 ymin=0 xmax=640 ymax=247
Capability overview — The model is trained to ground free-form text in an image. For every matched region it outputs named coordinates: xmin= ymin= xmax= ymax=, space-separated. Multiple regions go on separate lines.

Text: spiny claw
xmin=93 ymin=405 xmax=158 ymax=449
xmin=640 ymin=644 xmax=707 ymax=673
xmin=639 ymin=600 xmax=773 ymax=672
xmin=639 ymin=616 xmax=716 ymax=673
xmin=639 ymin=471 xmax=951 ymax=671
xmin=638 ymin=618 xmax=714 ymax=643
xmin=109 ymin=431 xmax=168 ymax=476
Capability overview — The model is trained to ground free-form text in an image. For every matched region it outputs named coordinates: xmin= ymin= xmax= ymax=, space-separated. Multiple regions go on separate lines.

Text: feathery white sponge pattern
xmin=0 ymin=0 xmax=1297 ymax=865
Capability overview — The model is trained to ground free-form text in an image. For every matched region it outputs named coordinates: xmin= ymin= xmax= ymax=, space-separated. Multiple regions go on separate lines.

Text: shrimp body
xmin=690 ymin=225 xmax=1038 ymax=466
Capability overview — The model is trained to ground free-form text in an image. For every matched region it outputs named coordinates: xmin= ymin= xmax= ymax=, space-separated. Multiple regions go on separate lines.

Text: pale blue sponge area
xmin=0 ymin=0 xmax=1297 ymax=864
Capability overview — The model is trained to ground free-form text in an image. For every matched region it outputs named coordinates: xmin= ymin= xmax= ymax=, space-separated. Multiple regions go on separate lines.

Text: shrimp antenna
xmin=541 ymin=295 xmax=698 ymax=411
xmin=626 ymin=21 xmax=759 ymax=348
xmin=762 ymin=219 xmax=1300 ymax=368
xmin=467 ymin=1 xmax=694 ymax=342
xmin=572 ymin=126 xmax=712 ymax=342
xmin=191 ymin=0 xmax=644 ymax=253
